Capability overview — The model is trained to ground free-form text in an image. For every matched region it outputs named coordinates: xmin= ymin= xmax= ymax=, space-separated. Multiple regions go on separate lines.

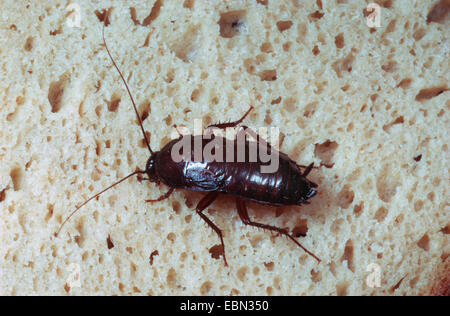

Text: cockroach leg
xmin=298 ymin=162 xmax=334 ymax=170
xmin=206 ymin=106 xmax=254 ymax=130
xmin=137 ymin=175 xmax=151 ymax=182
xmin=236 ymin=198 xmax=321 ymax=263
xmin=173 ymin=124 xmax=183 ymax=137
xmin=146 ymin=188 xmax=175 ymax=203
xmin=194 ymin=191 xmax=228 ymax=266
xmin=302 ymin=163 xmax=315 ymax=177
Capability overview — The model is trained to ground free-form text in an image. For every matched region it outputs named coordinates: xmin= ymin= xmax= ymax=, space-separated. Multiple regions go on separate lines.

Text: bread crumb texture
xmin=0 ymin=0 xmax=448 ymax=296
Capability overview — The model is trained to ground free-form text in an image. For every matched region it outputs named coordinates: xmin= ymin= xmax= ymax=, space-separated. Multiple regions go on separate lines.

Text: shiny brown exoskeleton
xmin=56 ymin=24 xmax=321 ymax=265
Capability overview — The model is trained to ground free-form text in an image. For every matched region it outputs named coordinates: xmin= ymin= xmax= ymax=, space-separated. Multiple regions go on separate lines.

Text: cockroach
xmin=56 ymin=23 xmax=322 ymax=265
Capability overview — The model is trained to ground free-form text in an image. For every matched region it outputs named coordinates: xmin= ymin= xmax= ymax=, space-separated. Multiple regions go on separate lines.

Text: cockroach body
xmin=147 ymin=135 xmax=318 ymax=207
xmin=56 ymin=23 xmax=322 ymax=266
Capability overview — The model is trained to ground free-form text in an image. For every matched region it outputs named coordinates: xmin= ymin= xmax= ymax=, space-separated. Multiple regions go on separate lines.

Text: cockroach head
xmin=145 ymin=153 xmax=159 ymax=182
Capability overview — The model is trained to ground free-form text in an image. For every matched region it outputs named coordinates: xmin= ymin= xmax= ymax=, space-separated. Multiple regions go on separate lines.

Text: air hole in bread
xmin=190 ymin=88 xmax=201 ymax=102
xmin=48 ymin=73 xmax=70 ymax=113
xmin=218 ymin=10 xmax=247 ymax=38
xmin=417 ymin=233 xmax=430 ymax=251
xmin=75 ymin=221 xmax=85 ymax=248
xmin=258 ymin=69 xmax=277 ymax=81
xmin=303 ymin=101 xmax=318 ymax=118
xmin=172 ymin=200 xmax=181 ymax=214
xmin=331 ymin=218 xmax=344 ymax=233
xmin=171 ymin=26 xmax=199 ymax=62
xmin=250 ymin=235 xmax=264 ymax=248
xmin=309 ymin=11 xmax=324 ymax=20
xmin=149 ymin=250 xmax=159 ymax=265
xmin=310 ymin=269 xmax=322 ymax=282
xmin=374 ymin=206 xmax=388 ymax=223
xmin=312 ymin=45 xmax=320 ymax=55
xmin=167 ymin=232 xmax=176 ymax=243
xmin=164 ymin=115 xmax=172 ymax=126
xmin=394 ymin=214 xmax=404 ymax=225
xmin=200 ymin=281 xmax=212 ymax=295
xmin=415 ymin=86 xmax=448 ymax=101
xmin=353 ymin=202 xmax=364 ymax=217
xmin=264 ymin=111 xmax=272 ymax=125
xmin=0 ymin=188 xmax=7 ymax=202
xmin=381 ymin=61 xmax=398 ymax=72
xmin=271 ymin=96 xmax=282 ymax=105
xmin=108 ymin=194 xmax=117 ymax=207
xmin=282 ymin=97 xmax=296 ymax=113
xmin=397 ymin=78 xmax=412 ymax=89
xmin=10 ymin=167 xmax=23 ymax=191
xmin=292 ymin=219 xmax=308 ymax=237
xmin=382 ymin=116 xmax=404 ymax=132
xmin=336 ymin=282 xmax=349 ymax=296
xmin=337 ymin=185 xmax=354 ymax=209
xmin=107 ymin=235 xmax=114 ymax=249
xmin=183 ymin=0 xmax=194 ymax=9
xmin=237 ymin=267 xmax=248 ymax=281
xmin=335 ymin=33 xmax=345 ymax=49
xmin=314 ymin=140 xmax=338 ymax=166
xmin=138 ymin=100 xmax=151 ymax=121
xmin=376 ymin=165 xmax=400 ymax=202
xmin=166 ymin=268 xmax=177 ymax=288
xmin=390 ymin=276 xmax=406 ymax=293
xmin=332 ymin=53 xmax=354 ymax=78
xmin=414 ymin=200 xmax=424 ymax=212
xmin=282 ymin=42 xmax=292 ymax=52
xmin=50 ymin=26 xmax=62 ymax=36
xmin=164 ymin=69 xmax=175 ymax=83
xmin=264 ymin=261 xmax=274 ymax=271
xmin=413 ymin=27 xmax=426 ymax=41
xmin=260 ymin=42 xmax=273 ymax=53
xmin=276 ymin=21 xmax=293 ymax=32
xmin=24 ymin=37 xmax=33 ymax=51
xmin=209 ymin=244 xmax=223 ymax=260
xmin=341 ymin=239 xmax=354 ymax=272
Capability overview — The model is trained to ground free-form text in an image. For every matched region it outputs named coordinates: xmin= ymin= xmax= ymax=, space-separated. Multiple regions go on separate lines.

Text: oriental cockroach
xmin=56 ymin=22 xmax=323 ymax=266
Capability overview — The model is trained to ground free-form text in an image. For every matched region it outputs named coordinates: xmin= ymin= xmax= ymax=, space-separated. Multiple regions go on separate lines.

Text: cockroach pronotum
xmin=56 ymin=23 xmax=323 ymax=265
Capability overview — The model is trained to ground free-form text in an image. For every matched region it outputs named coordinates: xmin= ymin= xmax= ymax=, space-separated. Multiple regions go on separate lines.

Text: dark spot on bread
xmin=309 ymin=11 xmax=324 ymax=19
xmin=107 ymin=235 xmax=114 ymax=249
xmin=414 ymin=154 xmax=422 ymax=162
xmin=209 ymin=244 xmax=223 ymax=260
xmin=415 ymin=86 xmax=448 ymax=101
xmin=276 ymin=20 xmax=293 ymax=32
xmin=149 ymin=250 xmax=159 ymax=265
xmin=218 ymin=10 xmax=247 ymax=38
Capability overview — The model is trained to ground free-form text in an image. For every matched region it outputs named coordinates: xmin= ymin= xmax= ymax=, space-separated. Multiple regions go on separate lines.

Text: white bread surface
xmin=0 ymin=0 xmax=448 ymax=295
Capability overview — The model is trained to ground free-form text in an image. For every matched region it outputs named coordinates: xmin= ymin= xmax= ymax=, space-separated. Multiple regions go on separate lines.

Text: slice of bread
xmin=0 ymin=0 xmax=448 ymax=295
